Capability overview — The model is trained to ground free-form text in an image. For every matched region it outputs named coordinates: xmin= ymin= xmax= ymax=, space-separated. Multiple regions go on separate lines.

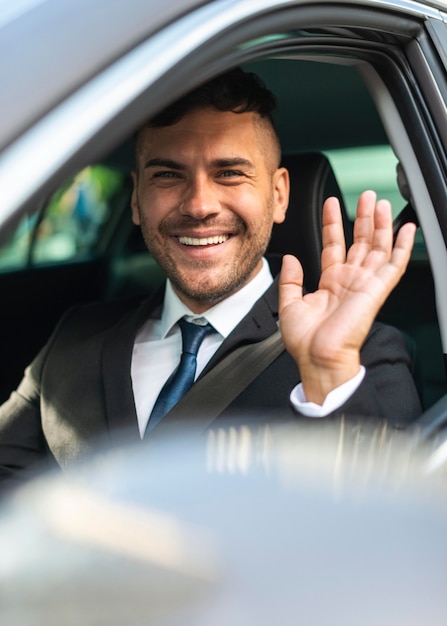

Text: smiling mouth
xmin=177 ymin=234 xmax=230 ymax=246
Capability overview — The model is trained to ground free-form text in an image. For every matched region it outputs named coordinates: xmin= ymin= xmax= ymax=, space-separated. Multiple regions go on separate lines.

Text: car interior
xmin=0 ymin=51 xmax=446 ymax=416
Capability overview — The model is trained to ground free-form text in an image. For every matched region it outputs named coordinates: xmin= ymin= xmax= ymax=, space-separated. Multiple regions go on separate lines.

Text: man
xmin=0 ymin=68 xmax=421 ymax=483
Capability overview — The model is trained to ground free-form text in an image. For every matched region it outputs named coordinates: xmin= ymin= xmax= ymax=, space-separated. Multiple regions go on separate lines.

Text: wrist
xmin=291 ymin=366 xmax=366 ymax=414
xmin=298 ymin=358 xmax=361 ymax=405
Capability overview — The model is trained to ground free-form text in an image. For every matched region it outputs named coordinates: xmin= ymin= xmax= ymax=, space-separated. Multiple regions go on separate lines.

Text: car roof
xmin=0 ymin=0 xmax=211 ymax=151
xmin=2 ymin=0 xmax=447 ymax=154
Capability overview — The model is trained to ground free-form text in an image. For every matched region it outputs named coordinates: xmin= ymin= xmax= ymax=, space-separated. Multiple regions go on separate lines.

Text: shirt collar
xmin=160 ymin=258 xmax=273 ymax=339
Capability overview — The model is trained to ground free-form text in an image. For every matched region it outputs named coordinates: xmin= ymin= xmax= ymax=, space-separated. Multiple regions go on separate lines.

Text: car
xmin=2 ymin=0 xmax=447 ymax=621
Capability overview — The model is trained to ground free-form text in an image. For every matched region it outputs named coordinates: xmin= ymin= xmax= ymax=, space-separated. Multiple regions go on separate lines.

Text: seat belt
xmin=151 ymin=329 xmax=284 ymax=437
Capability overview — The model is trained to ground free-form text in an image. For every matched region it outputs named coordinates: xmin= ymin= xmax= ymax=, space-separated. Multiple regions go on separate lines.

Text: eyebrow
xmin=144 ymin=158 xmax=185 ymax=170
xmin=143 ymin=157 xmax=254 ymax=170
xmin=211 ymin=158 xmax=254 ymax=169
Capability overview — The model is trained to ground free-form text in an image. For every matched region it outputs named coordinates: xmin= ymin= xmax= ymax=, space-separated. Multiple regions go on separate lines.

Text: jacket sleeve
xmin=334 ymin=322 xmax=422 ymax=425
xmin=0 ymin=308 xmax=81 ymax=486
xmin=0 ymin=355 xmax=55 ymax=486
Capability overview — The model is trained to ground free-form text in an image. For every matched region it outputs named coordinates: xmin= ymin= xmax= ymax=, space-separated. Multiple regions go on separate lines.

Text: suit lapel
xmin=200 ymin=277 xmax=279 ymax=377
xmin=101 ymin=289 xmax=164 ymax=442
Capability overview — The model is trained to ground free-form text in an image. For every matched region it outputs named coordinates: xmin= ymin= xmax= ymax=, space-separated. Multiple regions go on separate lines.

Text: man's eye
xmin=153 ymin=171 xmax=179 ymax=178
xmin=219 ymin=170 xmax=243 ymax=178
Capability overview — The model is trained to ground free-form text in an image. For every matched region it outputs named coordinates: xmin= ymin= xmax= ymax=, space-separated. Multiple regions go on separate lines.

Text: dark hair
xmin=148 ymin=67 xmax=277 ymax=128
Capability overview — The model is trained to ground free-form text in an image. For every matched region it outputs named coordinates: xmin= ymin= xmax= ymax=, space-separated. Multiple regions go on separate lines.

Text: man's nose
xmin=179 ymin=177 xmax=220 ymax=219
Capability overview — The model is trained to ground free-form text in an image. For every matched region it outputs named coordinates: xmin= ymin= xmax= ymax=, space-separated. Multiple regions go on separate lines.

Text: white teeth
xmin=178 ymin=235 xmax=229 ymax=246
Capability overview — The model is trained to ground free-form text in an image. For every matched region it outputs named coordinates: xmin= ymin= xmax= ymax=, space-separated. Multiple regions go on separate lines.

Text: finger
xmin=279 ymin=254 xmax=304 ymax=314
xmin=373 ymin=198 xmax=393 ymax=252
xmin=361 ymin=198 xmax=394 ymax=270
xmin=389 ymin=221 xmax=416 ymax=275
xmin=347 ymin=190 xmax=377 ymax=264
xmin=375 ymin=222 xmax=416 ymax=292
xmin=320 ymin=196 xmax=347 ymax=270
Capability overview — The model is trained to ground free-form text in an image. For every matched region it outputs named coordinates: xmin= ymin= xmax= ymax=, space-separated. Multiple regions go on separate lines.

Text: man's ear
xmin=272 ymin=167 xmax=290 ymax=224
xmin=130 ymin=171 xmax=140 ymax=225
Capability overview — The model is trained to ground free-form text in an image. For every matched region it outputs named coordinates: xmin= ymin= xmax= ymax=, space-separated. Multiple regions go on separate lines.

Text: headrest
xmin=268 ymin=152 xmax=351 ymax=292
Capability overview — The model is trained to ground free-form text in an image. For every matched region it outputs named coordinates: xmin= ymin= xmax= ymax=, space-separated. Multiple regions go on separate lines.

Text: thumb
xmin=279 ymin=254 xmax=304 ymax=314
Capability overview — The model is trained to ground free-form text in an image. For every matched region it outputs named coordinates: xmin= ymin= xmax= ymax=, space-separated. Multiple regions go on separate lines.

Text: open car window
xmin=0 ymin=50 xmax=444 ymax=412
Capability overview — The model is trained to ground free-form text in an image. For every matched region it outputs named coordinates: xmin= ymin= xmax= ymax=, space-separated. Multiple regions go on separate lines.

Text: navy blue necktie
xmin=146 ymin=318 xmax=213 ymax=432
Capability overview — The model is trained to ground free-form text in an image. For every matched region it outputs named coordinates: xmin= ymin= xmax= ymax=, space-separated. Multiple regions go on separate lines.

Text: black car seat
xmin=268 ymin=152 xmax=352 ymax=292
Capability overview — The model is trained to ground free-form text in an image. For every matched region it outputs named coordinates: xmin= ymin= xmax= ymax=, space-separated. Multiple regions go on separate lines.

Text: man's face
xmin=131 ymin=107 xmax=289 ymax=313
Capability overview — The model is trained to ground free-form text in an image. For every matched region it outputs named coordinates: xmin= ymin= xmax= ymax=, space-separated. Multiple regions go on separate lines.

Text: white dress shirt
xmin=131 ymin=258 xmax=364 ymax=436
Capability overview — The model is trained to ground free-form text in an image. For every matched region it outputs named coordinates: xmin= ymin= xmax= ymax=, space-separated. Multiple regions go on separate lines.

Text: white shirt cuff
xmin=290 ymin=366 xmax=366 ymax=418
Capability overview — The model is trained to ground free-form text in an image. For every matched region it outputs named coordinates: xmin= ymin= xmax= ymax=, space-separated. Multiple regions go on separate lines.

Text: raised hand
xmin=278 ymin=190 xmax=416 ymax=404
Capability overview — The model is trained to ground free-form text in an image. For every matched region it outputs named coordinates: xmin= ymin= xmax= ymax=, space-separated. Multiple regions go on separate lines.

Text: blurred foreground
xmin=1 ymin=418 xmax=446 ymax=625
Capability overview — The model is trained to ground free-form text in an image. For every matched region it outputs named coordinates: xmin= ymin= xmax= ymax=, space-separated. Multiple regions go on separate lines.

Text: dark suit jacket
xmin=0 ymin=277 xmax=422 ymax=483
